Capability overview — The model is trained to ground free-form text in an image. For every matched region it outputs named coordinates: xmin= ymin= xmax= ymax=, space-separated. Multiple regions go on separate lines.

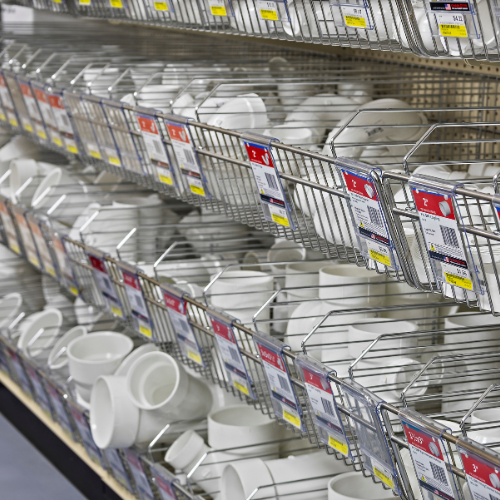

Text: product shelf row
xmin=7 ymin=0 xmax=500 ymax=62
xmin=0 ymin=148 xmax=500 ymax=500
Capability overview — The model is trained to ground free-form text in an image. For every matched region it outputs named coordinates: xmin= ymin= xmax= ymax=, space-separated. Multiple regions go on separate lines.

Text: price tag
xmin=27 ymin=216 xmax=57 ymax=278
xmin=254 ymin=333 xmax=304 ymax=431
xmin=162 ymin=285 xmax=204 ymax=366
xmin=6 ymin=110 xmax=18 ymax=128
xmin=0 ymin=74 xmax=14 ymax=112
xmin=121 ymin=267 xmax=154 ymax=340
xmin=340 ymin=165 xmax=396 ymax=269
xmin=243 ymin=139 xmax=295 ymax=229
xmin=0 ymin=199 xmax=21 ymax=255
xmin=257 ymin=1 xmax=279 ymax=20
xmin=411 ymin=178 xmax=479 ymax=292
xmin=429 ymin=2 xmax=470 ymax=38
xmin=400 ymin=412 xmax=459 ymax=500
xmin=47 ymin=93 xmax=74 ymax=135
xmin=458 ymin=439 xmax=500 ymax=500
xmin=123 ymin=450 xmax=156 ymax=500
xmin=103 ymin=449 xmax=134 ymax=493
xmin=45 ymin=382 xmax=74 ymax=438
xmin=340 ymin=4 xmax=370 ymax=28
xmin=0 ymin=108 xmax=6 ymax=122
xmin=296 ymin=355 xmax=351 ymax=457
xmin=88 ymin=253 xmax=124 ymax=319
xmin=208 ymin=311 xmax=255 ymax=399
xmin=209 ymin=0 xmax=228 ymax=16
xmin=7 ymin=349 xmax=32 ymax=396
xmin=33 ymin=87 xmax=56 ymax=128
xmin=342 ymin=379 xmax=401 ymax=494
xmin=79 ymin=0 xmax=91 ymax=4
xmin=69 ymin=406 xmax=104 ymax=467
xmin=110 ymin=0 xmax=124 ymax=7
xmin=18 ymin=81 xmax=42 ymax=123
xmin=153 ymin=0 xmax=169 ymax=10
xmin=12 ymin=207 xmax=40 ymax=269
xmin=24 ymin=363 xmax=52 ymax=415
xmin=137 ymin=114 xmax=176 ymax=187
xmin=150 ymin=465 xmax=179 ymax=500
xmin=50 ymin=231 xmax=79 ymax=296
xmin=165 ymin=121 xmax=207 ymax=197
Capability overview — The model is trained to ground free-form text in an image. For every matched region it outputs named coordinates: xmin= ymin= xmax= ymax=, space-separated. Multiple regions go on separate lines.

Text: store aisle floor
xmin=0 ymin=411 xmax=87 ymax=500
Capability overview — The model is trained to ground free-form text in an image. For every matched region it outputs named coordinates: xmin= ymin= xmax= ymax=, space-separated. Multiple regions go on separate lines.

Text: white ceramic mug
xmin=17 ymin=308 xmax=63 ymax=358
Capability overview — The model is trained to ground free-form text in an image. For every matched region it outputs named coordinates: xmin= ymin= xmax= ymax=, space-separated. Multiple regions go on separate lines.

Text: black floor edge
xmin=0 ymin=382 xmax=122 ymax=500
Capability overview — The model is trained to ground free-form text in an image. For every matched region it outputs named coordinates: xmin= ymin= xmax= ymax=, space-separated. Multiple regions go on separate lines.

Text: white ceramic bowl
xmin=0 ymin=292 xmax=22 ymax=332
xmin=31 ymin=167 xmax=62 ymax=208
xmin=470 ymin=409 xmax=500 ymax=444
xmin=17 ymin=308 xmax=63 ymax=358
xmin=67 ymin=331 xmax=134 ymax=402
xmin=328 ymin=471 xmax=395 ymax=500
xmin=114 ymin=343 xmax=158 ymax=377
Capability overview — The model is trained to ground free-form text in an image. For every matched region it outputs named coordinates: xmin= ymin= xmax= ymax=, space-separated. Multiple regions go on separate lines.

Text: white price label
xmin=64 ymin=136 xmax=78 ymax=155
xmin=46 ymin=383 xmax=73 ymax=435
xmin=210 ymin=315 xmax=253 ymax=398
xmin=14 ymin=210 xmax=40 ymax=269
xmin=0 ymin=75 xmax=14 ymax=110
xmin=124 ymin=450 xmax=155 ymax=500
xmin=0 ymin=201 xmax=21 ymax=255
xmin=19 ymin=82 xmax=42 ymax=122
xmin=48 ymin=94 xmax=74 ymax=135
xmin=255 ymin=340 xmax=302 ymax=430
xmin=401 ymin=420 xmax=455 ymax=499
xmin=461 ymin=448 xmax=500 ymax=500
xmin=49 ymin=129 xmax=64 ymax=148
xmin=33 ymin=88 xmax=56 ymax=128
xmin=104 ymin=449 xmax=132 ymax=491
xmin=88 ymin=254 xmax=123 ymax=318
xmin=122 ymin=270 xmax=153 ymax=339
xmin=256 ymin=0 xmax=278 ymax=20
xmin=28 ymin=218 xmax=56 ymax=278
xmin=340 ymin=5 xmax=369 ymax=29
xmin=163 ymin=290 xmax=203 ymax=365
xmin=20 ymin=116 xmax=33 ymax=133
xmin=34 ymin=122 xmax=47 ymax=140
xmin=103 ymin=146 xmax=121 ymax=166
xmin=51 ymin=233 xmax=78 ymax=296
xmin=157 ymin=165 xmax=173 ymax=186
xmin=136 ymin=114 xmax=169 ymax=165
xmin=70 ymin=407 xmax=102 ymax=465
xmin=413 ymin=187 xmax=474 ymax=291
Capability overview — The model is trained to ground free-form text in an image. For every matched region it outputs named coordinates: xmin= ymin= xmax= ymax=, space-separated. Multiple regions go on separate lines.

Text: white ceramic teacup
xmin=17 ymin=308 xmax=63 ymax=358
xmin=67 ymin=331 xmax=133 ymax=402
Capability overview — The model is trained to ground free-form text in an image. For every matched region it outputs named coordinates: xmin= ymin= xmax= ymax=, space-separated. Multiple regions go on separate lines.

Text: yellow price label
xmin=444 ymin=272 xmax=473 ymax=290
xmin=53 ymin=0 xmax=62 ymax=4
xmin=260 ymin=9 xmax=278 ymax=20
xmin=67 ymin=144 xmax=78 ymax=154
xmin=110 ymin=0 xmax=123 ymax=7
xmin=79 ymin=0 xmax=91 ymax=4
xmin=283 ymin=409 xmax=301 ymax=428
xmin=190 ymin=184 xmax=205 ymax=196
xmin=23 ymin=123 xmax=33 ymax=132
xmin=159 ymin=174 xmax=173 ymax=185
xmin=0 ymin=113 xmax=6 ymax=122
xmin=108 ymin=156 xmax=121 ymax=166
xmin=37 ymin=130 xmax=47 ymax=140
xmin=439 ymin=23 xmax=467 ymax=38
xmin=344 ymin=15 xmax=367 ymax=28
xmin=47 ymin=267 xmax=57 ymax=278
xmin=234 ymin=380 xmax=249 ymax=396
xmin=89 ymin=150 xmax=101 ymax=159
xmin=154 ymin=1 xmax=168 ymax=10
xmin=328 ymin=435 xmax=349 ymax=456
xmin=271 ymin=212 xmax=290 ymax=227
xmin=9 ymin=118 xmax=18 ymax=127
xmin=373 ymin=466 xmax=394 ymax=490
xmin=110 ymin=305 xmax=123 ymax=318
xmin=139 ymin=324 xmax=152 ymax=338
xmin=187 ymin=350 xmax=202 ymax=364
xmin=69 ymin=286 xmax=78 ymax=296
xmin=52 ymin=137 xmax=63 ymax=147
xmin=369 ymin=249 xmax=391 ymax=267
xmin=29 ymin=255 xmax=40 ymax=268
xmin=210 ymin=5 xmax=227 ymax=15
xmin=10 ymin=243 xmax=20 ymax=255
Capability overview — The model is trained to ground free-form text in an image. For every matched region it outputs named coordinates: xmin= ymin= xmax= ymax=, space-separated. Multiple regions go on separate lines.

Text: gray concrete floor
xmin=0 ymin=411 xmax=87 ymax=500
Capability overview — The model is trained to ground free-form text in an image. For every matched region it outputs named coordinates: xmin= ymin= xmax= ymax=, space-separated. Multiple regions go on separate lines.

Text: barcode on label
xmin=229 ymin=346 xmax=240 ymax=363
xmin=368 ymin=205 xmax=383 ymax=227
xmin=184 ymin=148 xmax=195 ymax=166
xmin=430 ymin=461 xmax=448 ymax=485
xmin=135 ymin=295 xmax=144 ymax=309
xmin=61 ymin=114 xmax=70 ymax=129
xmin=277 ymin=374 xmax=290 ymax=393
xmin=103 ymin=277 xmax=111 ymax=290
xmin=265 ymin=172 xmax=279 ymax=192
xmin=321 ymin=397 xmax=334 ymax=416
xmin=440 ymin=225 xmax=459 ymax=248
xmin=490 ymin=494 xmax=500 ymax=500
xmin=153 ymin=139 xmax=163 ymax=155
